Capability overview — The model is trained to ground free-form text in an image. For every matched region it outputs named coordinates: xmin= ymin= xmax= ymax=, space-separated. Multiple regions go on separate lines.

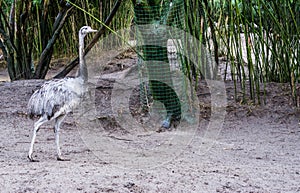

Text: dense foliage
xmin=0 ymin=0 xmax=132 ymax=80
xmin=217 ymin=0 xmax=299 ymax=104
xmin=0 ymin=0 xmax=299 ymax=105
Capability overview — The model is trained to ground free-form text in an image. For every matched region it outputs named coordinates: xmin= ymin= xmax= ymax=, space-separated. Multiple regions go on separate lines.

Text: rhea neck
xmin=78 ymin=33 xmax=88 ymax=82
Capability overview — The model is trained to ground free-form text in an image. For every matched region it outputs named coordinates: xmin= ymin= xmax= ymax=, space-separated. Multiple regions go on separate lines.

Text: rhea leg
xmin=54 ymin=114 xmax=69 ymax=161
xmin=28 ymin=115 xmax=49 ymax=162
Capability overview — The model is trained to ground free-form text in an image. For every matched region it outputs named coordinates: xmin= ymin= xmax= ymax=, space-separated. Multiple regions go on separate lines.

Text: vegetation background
xmin=0 ymin=0 xmax=299 ymax=105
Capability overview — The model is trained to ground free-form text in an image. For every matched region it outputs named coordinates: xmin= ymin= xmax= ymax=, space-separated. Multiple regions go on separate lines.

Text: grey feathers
xmin=28 ymin=77 xmax=86 ymax=119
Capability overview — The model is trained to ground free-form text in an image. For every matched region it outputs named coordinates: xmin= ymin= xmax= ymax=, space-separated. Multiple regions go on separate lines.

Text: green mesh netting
xmin=133 ymin=0 xmax=194 ymax=128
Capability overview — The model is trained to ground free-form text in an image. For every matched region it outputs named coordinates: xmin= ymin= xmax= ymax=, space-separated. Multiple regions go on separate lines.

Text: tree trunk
xmin=33 ymin=2 xmax=72 ymax=79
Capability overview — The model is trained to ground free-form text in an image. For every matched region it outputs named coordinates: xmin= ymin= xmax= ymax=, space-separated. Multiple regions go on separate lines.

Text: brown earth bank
xmin=0 ymin=52 xmax=299 ymax=192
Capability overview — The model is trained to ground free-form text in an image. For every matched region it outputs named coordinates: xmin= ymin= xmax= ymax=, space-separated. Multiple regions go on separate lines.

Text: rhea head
xmin=79 ymin=26 xmax=97 ymax=39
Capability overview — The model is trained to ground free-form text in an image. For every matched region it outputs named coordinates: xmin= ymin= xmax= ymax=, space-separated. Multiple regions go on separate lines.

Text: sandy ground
xmin=0 ymin=51 xmax=299 ymax=192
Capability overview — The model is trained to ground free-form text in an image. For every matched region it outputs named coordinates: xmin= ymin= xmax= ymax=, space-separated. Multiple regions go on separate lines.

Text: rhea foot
xmin=28 ymin=155 xmax=39 ymax=162
xmin=57 ymin=156 xmax=71 ymax=161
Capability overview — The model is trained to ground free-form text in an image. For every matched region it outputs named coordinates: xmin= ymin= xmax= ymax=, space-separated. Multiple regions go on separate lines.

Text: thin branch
xmin=0 ymin=5 xmax=11 ymax=33
xmin=8 ymin=0 xmax=16 ymax=40
xmin=0 ymin=28 xmax=16 ymax=52
xmin=203 ymin=0 xmax=219 ymax=68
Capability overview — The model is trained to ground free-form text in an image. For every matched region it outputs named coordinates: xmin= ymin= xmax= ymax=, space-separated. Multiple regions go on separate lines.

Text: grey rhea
xmin=27 ymin=26 xmax=97 ymax=162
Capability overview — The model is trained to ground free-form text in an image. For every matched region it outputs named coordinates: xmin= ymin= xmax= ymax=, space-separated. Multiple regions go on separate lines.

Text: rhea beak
xmin=88 ymin=29 xmax=98 ymax=33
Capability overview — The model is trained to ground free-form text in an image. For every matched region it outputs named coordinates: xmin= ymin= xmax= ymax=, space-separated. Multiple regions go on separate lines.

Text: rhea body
xmin=27 ymin=26 xmax=97 ymax=161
